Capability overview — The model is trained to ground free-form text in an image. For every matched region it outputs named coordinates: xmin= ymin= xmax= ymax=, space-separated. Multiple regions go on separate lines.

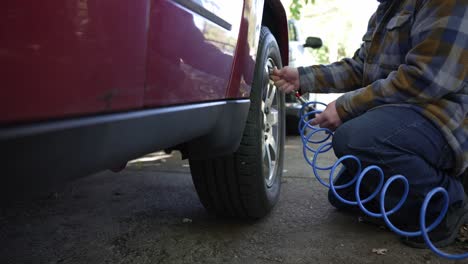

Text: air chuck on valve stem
xmin=268 ymin=66 xmax=308 ymax=104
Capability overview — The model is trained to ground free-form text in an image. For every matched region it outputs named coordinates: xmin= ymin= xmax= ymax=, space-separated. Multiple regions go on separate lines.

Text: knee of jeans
xmin=332 ymin=125 xmax=350 ymax=158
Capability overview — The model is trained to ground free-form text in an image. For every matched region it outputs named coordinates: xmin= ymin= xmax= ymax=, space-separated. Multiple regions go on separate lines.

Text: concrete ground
xmin=1 ymin=135 xmax=467 ymax=264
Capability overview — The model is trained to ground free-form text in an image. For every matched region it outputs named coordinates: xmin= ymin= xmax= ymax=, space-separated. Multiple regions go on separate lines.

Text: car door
xmin=0 ymin=0 xmax=149 ymax=123
xmin=144 ymin=0 xmax=244 ymax=107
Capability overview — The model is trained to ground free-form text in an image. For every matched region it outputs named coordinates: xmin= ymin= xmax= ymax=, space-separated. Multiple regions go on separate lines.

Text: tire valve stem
xmin=267 ymin=65 xmax=274 ymax=76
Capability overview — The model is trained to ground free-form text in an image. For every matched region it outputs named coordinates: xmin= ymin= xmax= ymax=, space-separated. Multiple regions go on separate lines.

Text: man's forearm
xmin=298 ymin=50 xmax=366 ymax=94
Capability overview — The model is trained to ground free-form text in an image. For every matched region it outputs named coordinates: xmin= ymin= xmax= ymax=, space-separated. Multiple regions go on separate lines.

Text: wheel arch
xmin=262 ymin=0 xmax=289 ymax=67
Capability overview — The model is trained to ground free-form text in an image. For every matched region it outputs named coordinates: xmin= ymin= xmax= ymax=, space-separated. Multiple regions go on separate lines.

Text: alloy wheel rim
xmin=262 ymin=58 xmax=280 ymax=188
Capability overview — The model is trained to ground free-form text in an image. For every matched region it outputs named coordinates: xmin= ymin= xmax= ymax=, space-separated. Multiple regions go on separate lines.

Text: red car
xmin=0 ymin=0 xmax=289 ymax=219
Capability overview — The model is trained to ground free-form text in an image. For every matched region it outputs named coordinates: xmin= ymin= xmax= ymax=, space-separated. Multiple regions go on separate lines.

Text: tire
xmin=189 ymin=27 xmax=285 ymax=219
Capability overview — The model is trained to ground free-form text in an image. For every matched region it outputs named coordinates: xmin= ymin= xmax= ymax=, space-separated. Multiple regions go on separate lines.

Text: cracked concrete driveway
xmin=1 ymin=136 xmax=467 ymax=264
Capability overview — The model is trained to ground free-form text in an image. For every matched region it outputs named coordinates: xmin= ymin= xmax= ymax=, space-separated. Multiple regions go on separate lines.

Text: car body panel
xmin=0 ymin=0 xmax=150 ymax=124
xmin=225 ymin=0 xmax=262 ymax=99
xmin=0 ymin=0 xmax=290 ymax=194
xmin=0 ymin=0 xmax=289 ymax=124
xmin=143 ymin=0 xmax=243 ymax=107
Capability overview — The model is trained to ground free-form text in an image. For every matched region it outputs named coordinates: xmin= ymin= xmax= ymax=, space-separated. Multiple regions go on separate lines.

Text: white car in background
xmin=286 ymin=19 xmax=323 ymax=133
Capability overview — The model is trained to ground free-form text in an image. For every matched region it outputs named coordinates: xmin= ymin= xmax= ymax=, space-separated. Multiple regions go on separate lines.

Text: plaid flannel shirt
xmin=298 ymin=0 xmax=467 ymax=176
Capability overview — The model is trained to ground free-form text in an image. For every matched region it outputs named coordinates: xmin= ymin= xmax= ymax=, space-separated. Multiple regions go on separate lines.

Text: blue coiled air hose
xmin=298 ymin=101 xmax=468 ymax=260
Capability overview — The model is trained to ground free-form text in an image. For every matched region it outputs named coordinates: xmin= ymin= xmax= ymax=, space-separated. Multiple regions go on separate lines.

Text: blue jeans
xmin=329 ymin=106 xmax=465 ymax=226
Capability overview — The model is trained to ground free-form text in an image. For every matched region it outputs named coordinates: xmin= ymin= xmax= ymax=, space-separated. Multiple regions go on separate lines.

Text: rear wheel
xmin=189 ymin=27 xmax=285 ymax=219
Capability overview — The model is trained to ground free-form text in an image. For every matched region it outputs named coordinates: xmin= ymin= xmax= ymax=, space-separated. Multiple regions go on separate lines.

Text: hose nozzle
xmin=295 ymin=91 xmax=308 ymax=104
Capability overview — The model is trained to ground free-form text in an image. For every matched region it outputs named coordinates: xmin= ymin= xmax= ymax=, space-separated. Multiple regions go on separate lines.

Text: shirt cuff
xmin=335 ymin=93 xmax=354 ymax=122
xmin=297 ymin=66 xmax=315 ymax=94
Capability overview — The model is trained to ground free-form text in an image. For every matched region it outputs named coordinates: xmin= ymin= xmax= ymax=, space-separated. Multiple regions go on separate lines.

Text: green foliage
xmin=337 ymin=43 xmax=347 ymax=60
xmin=309 ymin=44 xmax=329 ymax=64
xmin=289 ymin=0 xmax=315 ymax=20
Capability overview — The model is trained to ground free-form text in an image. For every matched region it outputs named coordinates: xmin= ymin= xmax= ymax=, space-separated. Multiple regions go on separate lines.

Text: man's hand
xmin=311 ymin=100 xmax=342 ymax=131
xmin=270 ymin=66 xmax=300 ymax=93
